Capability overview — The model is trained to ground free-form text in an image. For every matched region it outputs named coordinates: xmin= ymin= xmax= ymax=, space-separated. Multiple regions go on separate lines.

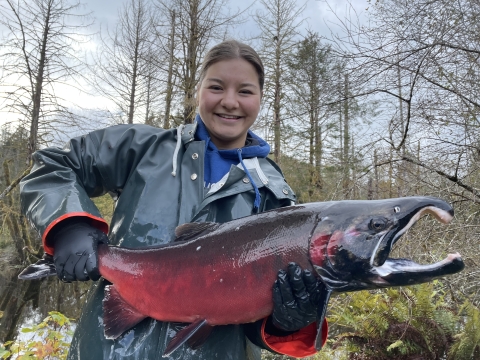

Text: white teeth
xmin=217 ymin=114 xmax=240 ymax=119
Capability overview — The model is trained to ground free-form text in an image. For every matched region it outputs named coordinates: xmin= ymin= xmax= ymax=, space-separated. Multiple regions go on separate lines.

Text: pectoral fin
xmin=315 ymin=287 xmax=332 ymax=350
xmin=163 ymin=319 xmax=213 ymax=357
xmin=103 ymin=285 xmax=147 ymax=339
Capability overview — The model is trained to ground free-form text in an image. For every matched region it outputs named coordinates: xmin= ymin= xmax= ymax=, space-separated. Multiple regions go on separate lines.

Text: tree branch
xmin=401 ymin=155 xmax=480 ymax=200
xmin=0 ymin=162 xmax=33 ymax=201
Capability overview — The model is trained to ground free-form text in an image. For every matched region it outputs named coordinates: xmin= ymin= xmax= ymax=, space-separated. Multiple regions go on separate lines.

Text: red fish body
xmin=99 ymin=208 xmax=317 ymax=325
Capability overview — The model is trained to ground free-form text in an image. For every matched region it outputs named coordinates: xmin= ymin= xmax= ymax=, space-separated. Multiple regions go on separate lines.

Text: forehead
xmin=203 ymin=58 xmax=259 ymax=86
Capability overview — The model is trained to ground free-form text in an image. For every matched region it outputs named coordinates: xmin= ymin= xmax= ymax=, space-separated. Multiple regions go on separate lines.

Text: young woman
xmin=20 ymin=40 xmax=327 ymax=359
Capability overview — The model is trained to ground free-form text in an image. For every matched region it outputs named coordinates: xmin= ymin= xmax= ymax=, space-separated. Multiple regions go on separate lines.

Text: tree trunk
xmin=128 ymin=3 xmax=142 ymax=124
xmin=28 ymin=1 xmax=52 ymax=160
xmin=3 ymin=160 xmax=25 ymax=262
xmin=164 ymin=10 xmax=176 ymax=129
xmin=183 ymin=0 xmax=199 ymax=124
xmin=388 ymin=136 xmax=393 ymax=198
xmin=144 ymin=73 xmax=152 ymax=125
xmin=374 ymin=149 xmax=379 ymax=199
xmin=273 ymin=36 xmax=282 ymax=164
xmin=308 ymin=102 xmax=314 ymax=198
xmin=0 ymin=275 xmax=43 ymax=343
xmin=0 ymin=275 xmax=26 ymax=342
xmin=397 ymin=57 xmax=405 ymax=196
xmin=367 ymin=177 xmax=373 ymax=200
xmin=315 ymin=123 xmax=323 ymax=192
xmin=343 ymin=74 xmax=350 ymax=197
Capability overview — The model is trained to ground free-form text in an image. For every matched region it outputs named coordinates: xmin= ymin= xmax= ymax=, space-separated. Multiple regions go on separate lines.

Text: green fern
xmin=448 ymin=300 xmax=480 ymax=359
xmin=260 ymin=283 xmax=480 ymax=360
xmin=327 ymin=281 xmax=458 ymax=359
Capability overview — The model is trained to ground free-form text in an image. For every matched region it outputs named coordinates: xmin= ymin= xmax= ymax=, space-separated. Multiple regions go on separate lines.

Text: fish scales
xmin=98 ymin=208 xmax=318 ymax=325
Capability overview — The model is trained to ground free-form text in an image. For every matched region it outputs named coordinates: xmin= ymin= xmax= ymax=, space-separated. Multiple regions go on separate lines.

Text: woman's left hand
xmin=270 ymin=262 xmax=324 ymax=332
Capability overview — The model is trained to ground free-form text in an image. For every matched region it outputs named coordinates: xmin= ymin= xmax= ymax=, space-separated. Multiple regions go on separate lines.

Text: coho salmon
xmin=19 ymin=197 xmax=465 ymax=357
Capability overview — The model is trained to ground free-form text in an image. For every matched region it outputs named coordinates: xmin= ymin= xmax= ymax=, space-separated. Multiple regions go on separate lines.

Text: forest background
xmin=0 ymin=0 xmax=479 ymax=359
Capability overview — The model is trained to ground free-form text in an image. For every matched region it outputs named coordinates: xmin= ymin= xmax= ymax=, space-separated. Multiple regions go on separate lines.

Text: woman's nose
xmin=221 ymin=90 xmax=239 ymax=109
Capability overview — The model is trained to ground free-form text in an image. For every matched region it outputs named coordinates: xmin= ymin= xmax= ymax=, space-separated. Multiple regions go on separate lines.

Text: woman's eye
xmin=209 ymin=85 xmax=222 ymax=91
xmin=240 ymin=90 xmax=252 ymax=94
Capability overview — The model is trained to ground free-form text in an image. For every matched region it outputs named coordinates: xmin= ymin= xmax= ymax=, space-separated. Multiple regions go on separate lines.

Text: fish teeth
xmin=371 ymin=205 xmax=453 ymax=268
xmin=370 ymin=232 xmax=388 ymax=267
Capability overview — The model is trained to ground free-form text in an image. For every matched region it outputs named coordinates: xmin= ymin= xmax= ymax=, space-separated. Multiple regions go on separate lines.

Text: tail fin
xmin=18 ymin=254 xmax=57 ymax=280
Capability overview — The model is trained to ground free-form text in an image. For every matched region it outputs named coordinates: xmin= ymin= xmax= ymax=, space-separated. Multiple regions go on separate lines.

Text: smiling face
xmin=197 ymin=58 xmax=262 ymax=149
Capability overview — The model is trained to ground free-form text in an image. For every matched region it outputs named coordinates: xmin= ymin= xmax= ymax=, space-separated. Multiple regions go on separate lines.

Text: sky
xmin=0 ymin=0 xmax=370 ymax=129
xmin=83 ymin=0 xmax=370 ymax=40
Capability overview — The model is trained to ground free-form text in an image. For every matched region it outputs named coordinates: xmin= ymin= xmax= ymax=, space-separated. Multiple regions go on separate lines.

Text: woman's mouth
xmin=215 ymin=113 xmax=243 ymax=120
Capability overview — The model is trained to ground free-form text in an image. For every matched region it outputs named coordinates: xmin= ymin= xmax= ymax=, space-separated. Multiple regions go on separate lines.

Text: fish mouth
xmin=371 ymin=205 xmax=464 ymax=285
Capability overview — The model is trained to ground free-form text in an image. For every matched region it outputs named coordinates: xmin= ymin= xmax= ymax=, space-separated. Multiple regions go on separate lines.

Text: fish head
xmin=308 ymin=197 xmax=464 ymax=292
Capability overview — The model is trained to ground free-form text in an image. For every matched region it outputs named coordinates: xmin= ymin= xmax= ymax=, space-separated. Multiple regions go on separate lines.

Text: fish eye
xmin=394 ymin=206 xmax=401 ymax=213
xmin=369 ymin=218 xmax=387 ymax=231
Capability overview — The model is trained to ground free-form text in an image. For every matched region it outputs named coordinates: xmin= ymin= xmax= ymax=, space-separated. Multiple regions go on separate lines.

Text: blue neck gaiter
xmin=194 ymin=114 xmax=270 ymax=211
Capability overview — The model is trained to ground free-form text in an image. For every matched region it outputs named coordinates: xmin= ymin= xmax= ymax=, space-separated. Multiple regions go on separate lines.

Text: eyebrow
xmin=205 ymin=78 xmax=258 ymax=88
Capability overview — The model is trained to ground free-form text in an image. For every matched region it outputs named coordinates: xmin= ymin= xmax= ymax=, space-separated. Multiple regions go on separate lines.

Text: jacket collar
xmin=181 ymin=123 xmax=198 ymax=145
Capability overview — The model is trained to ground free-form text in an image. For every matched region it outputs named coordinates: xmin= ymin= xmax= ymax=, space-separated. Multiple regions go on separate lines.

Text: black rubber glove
xmin=52 ymin=220 xmax=108 ymax=282
xmin=269 ymin=262 xmax=323 ymax=332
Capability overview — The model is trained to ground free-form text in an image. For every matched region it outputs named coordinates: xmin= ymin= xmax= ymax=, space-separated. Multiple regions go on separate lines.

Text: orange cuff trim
xmin=261 ymin=318 xmax=328 ymax=358
xmin=42 ymin=212 xmax=109 ymax=255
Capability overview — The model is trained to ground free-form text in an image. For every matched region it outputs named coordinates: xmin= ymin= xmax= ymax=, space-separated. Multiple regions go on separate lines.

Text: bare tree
xmin=322 ymin=0 xmax=480 ymax=303
xmin=255 ymin=0 xmax=306 ymax=164
xmin=163 ymin=9 xmax=177 ymax=128
xmin=0 ymin=0 xmax=92 ymax=161
xmin=286 ymin=32 xmax=338 ymax=200
xmin=329 ymin=0 xmax=480 ymax=202
xmin=151 ymin=4 xmax=181 ymax=128
xmin=155 ymin=0 xmax=246 ymax=125
xmin=89 ymin=0 xmax=160 ymax=124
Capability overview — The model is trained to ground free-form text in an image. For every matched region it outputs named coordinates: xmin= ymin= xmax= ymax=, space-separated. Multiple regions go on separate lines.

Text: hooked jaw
xmin=371 ymin=205 xmax=454 ymax=268
xmin=371 ymin=205 xmax=464 ymax=286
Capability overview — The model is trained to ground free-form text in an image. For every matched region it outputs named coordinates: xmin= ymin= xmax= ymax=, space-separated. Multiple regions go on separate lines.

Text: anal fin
xmin=103 ymin=285 xmax=147 ymax=339
xmin=187 ymin=322 xmax=213 ymax=350
xmin=315 ymin=286 xmax=332 ymax=350
xmin=163 ymin=319 xmax=213 ymax=357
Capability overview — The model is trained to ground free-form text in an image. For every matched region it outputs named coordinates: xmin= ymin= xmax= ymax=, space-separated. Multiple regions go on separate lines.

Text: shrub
xmin=0 ymin=311 xmax=72 ymax=360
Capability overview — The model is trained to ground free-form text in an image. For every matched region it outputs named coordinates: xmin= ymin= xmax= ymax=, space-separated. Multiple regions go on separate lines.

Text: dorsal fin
xmin=174 ymin=222 xmax=220 ymax=242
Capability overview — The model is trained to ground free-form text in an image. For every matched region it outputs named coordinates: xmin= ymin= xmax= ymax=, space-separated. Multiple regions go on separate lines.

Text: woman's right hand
xmin=53 ymin=222 xmax=108 ymax=282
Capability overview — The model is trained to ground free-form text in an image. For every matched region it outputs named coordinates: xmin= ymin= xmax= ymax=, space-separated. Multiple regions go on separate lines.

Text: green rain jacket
xmin=20 ymin=123 xmax=298 ymax=360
